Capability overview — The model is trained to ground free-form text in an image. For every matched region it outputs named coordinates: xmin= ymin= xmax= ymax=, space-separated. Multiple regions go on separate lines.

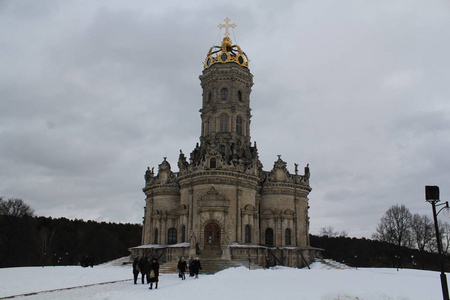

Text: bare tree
xmin=438 ymin=221 xmax=450 ymax=255
xmin=411 ymin=213 xmax=434 ymax=252
xmin=0 ymin=198 xmax=34 ymax=217
xmin=373 ymin=204 xmax=413 ymax=247
xmin=373 ymin=204 xmax=413 ymax=269
xmin=319 ymin=226 xmax=348 ymax=237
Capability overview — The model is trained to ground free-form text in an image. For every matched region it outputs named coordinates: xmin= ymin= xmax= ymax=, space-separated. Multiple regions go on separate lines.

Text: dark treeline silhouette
xmin=310 ymin=234 xmax=446 ymax=271
xmin=0 ymin=215 xmax=142 ymax=268
xmin=1 ymin=202 xmax=446 ymax=271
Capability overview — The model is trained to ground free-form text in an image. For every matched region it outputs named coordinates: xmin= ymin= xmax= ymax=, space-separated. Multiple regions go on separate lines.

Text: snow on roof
xmin=128 ymin=242 xmax=190 ymax=250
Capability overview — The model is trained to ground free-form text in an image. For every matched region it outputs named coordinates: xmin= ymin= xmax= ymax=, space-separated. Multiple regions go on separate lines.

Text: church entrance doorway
xmin=204 ymin=223 xmax=221 ymax=250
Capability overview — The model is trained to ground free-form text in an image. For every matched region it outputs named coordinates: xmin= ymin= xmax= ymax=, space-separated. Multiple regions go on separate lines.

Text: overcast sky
xmin=1 ymin=0 xmax=450 ymax=238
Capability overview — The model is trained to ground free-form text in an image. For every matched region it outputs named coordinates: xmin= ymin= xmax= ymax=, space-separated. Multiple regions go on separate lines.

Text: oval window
xmin=221 ymin=53 xmax=228 ymax=62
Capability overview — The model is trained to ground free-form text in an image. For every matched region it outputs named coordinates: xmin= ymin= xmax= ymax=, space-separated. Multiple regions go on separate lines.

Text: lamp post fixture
xmin=426 ymin=185 xmax=450 ymax=300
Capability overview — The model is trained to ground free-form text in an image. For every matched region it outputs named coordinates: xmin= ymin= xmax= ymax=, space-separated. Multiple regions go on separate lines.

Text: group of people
xmin=133 ymin=256 xmax=202 ymax=289
xmin=177 ymin=257 xmax=202 ymax=280
xmin=132 ymin=257 xmax=160 ymax=289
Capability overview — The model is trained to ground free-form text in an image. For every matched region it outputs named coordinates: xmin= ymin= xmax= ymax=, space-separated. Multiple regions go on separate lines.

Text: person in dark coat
xmin=132 ymin=257 xmax=140 ymax=284
xmin=139 ymin=257 xmax=150 ymax=284
xmin=190 ymin=257 xmax=202 ymax=279
xmin=177 ymin=257 xmax=187 ymax=280
xmin=149 ymin=258 xmax=160 ymax=289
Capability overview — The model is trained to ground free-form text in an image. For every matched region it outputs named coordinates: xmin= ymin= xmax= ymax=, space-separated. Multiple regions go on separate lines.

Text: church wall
xmin=238 ymin=189 xmax=258 ymax=244
xmin=194 ymin=183 xmax=237 ymax=248
xmin=143 ymin=190 xmax=180 ymax=245
xmin=142 ymin=197 xmax=152 ymax=244
xmin=296 ymin=196 xmax=310 ymax=246
xmin=178 ymin=171 xmax=259 ymax=251
xmin=178 ymin=188 xmax=191 ymax=227
xmin=260 ymin=191 xmax=305 ymax=247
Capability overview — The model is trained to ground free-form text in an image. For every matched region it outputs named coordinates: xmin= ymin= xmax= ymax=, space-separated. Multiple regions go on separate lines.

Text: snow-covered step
xmin=313 ymin=258 xmax=352 ymax=269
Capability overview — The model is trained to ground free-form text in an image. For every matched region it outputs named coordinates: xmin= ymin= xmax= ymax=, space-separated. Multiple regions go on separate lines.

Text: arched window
xmin=153 ymin=228 xmax=158 ymax=244
xmin=245 ymin=225 xmax=251 ymax=243
xmin=168 ymin=228 xmax=177 ymax=244
xmin=236 ymin=116 xmax=243 ymax=135
xmin=181 ymin=225 xmax=186 ymax=243
xmin=210 ymin=158 xmax=217 ymax=168
xmin=238 ymin=90 xmax=242 ymax=102
xmin=220 ymin=114 xmax=229 ymax=132
xmin=265 ymin=228 xmax=274 ymax=246
xmin=208 ymin=116 xmax=214 ymax=134
xmin=285 ymin=228 xmax=292 ymax=246
xmin=221 ymin=88 xmax=228 ymax=100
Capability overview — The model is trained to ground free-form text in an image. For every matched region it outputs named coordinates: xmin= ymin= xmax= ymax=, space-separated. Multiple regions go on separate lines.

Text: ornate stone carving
xmin=198 ymin=187 xmax=230 ymax=208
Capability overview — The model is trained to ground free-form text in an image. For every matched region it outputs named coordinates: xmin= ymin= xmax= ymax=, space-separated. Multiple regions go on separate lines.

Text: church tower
xmin=137 ymin=19 xmax=317 ymax=268
xmin=187 ymin=19 xmax=258 ymax=175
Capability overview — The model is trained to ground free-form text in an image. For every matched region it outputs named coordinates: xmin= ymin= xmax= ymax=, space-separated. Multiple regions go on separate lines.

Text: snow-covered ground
xmin=0 ymin=259 xmax=446 ymax=300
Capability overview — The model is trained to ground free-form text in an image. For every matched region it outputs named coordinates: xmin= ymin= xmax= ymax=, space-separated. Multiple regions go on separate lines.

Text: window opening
xmin=221 ymin=88 xmax=228 ymax=100
xmin=220 ymin=114 xmax=229 ymax=132
xmin=265 ymin=228 xmax=274 ymax=246
xmin=168 ymin=228 xmax=177 ymax=244
xmin=245 ymin=225 xmax=251 ymax=243
xmin=285 ymin=228 xmax=292 ymax=246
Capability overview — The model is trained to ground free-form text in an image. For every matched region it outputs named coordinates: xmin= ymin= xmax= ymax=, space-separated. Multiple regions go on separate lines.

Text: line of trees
xmin=2 ymin=197 xmax=446 ymax=271
xmin=372 ymin=204 xmax=449 ymax=269
xmin=374 ymin=204 xmax=450 ymax=253
xmin=0 ymin=197 xmax=142 ymax=268
xmin=310 ymin=204 xmax=449 ymax=271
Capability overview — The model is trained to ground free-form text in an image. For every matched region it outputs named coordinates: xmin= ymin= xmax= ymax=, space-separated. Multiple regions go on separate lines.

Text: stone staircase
xmin=314 ymin=258 xmax=352 ymax=269
xmin=159 ymin=250 xmax=254 ymax=275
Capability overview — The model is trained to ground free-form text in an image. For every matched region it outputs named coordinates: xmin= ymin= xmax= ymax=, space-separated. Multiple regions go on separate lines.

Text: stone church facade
xmin=133 ymin=20 xmax=319 ymax=268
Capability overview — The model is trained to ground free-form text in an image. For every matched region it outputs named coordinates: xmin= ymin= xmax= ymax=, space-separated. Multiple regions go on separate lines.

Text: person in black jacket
xmin=190 ymin=257 xmax=202 ymax=279
xmin=139 ymin=257 xmax=150 ymax=284
xmin=149 ymin=258 xmax=160 ymax=289
xmin=132 ymin=257 xmax=140 ymax=284
xmin=177 ymin=257 xmax=187 ymax=280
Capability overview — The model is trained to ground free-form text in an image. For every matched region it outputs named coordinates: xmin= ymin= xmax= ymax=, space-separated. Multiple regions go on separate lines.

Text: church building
xmin=133 ymin=19 xmax=319 ymax=268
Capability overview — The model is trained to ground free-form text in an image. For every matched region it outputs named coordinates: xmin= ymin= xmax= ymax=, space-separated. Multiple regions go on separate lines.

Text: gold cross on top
xmin=218 ymin=18 xmax=237 ymax=38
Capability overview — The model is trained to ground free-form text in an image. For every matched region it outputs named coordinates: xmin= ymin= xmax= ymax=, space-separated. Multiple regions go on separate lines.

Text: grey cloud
xmin=1 ymin=0 xmax=450 ymax=238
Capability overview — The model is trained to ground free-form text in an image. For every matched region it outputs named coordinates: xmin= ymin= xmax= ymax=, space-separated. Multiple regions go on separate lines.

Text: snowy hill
xmin=0 ymin=258 xmax=446 ymax=300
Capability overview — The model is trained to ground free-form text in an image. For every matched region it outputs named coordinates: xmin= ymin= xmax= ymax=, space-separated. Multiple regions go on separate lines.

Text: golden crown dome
xmin=204 ymin=19 xmax=249 ymax=69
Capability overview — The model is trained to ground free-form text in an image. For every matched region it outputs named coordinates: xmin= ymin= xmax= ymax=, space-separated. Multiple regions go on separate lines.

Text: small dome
xmin=204 ymin=36 xmax=249 ymax=69
xmin=204 ymin=19 xmax=249 ymax=69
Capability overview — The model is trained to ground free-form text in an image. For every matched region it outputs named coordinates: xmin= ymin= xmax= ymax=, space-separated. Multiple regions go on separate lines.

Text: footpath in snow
xmin=0 ymin=259 xmax=446 ymax=300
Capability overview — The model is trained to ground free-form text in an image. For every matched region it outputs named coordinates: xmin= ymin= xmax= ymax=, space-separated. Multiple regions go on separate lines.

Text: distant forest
xmin=0 ymin=215 xmax=142 ymax=268
xmin=0 ymin=198 xmax=447 ymax=271
xmin=1 ymin=213 xmax=446 ymax=271
xmin=310 ymin=235 xmax=446 ymax=272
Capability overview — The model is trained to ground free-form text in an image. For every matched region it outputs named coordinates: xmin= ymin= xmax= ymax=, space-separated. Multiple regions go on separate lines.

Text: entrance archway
xmin=204 ymin=223 xmax=221 ymax=250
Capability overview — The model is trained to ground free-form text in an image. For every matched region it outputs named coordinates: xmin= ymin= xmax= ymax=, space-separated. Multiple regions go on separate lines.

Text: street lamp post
xmin=426 ymin=185 xmax=450 ymax=300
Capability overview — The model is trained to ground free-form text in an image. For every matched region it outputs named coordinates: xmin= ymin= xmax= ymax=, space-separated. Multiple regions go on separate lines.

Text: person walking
xmin=149 ymin=258 xmax=160 ymax=289
xmin=177 ymin=257 xmax=187 ymax=280
xmin=132 ymin=257 xmax=140 ymax=284
xmin=140 ymin=257 xmax=150 ymax=284
xmin=191 ymin=257 xmax=202 ymax=279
